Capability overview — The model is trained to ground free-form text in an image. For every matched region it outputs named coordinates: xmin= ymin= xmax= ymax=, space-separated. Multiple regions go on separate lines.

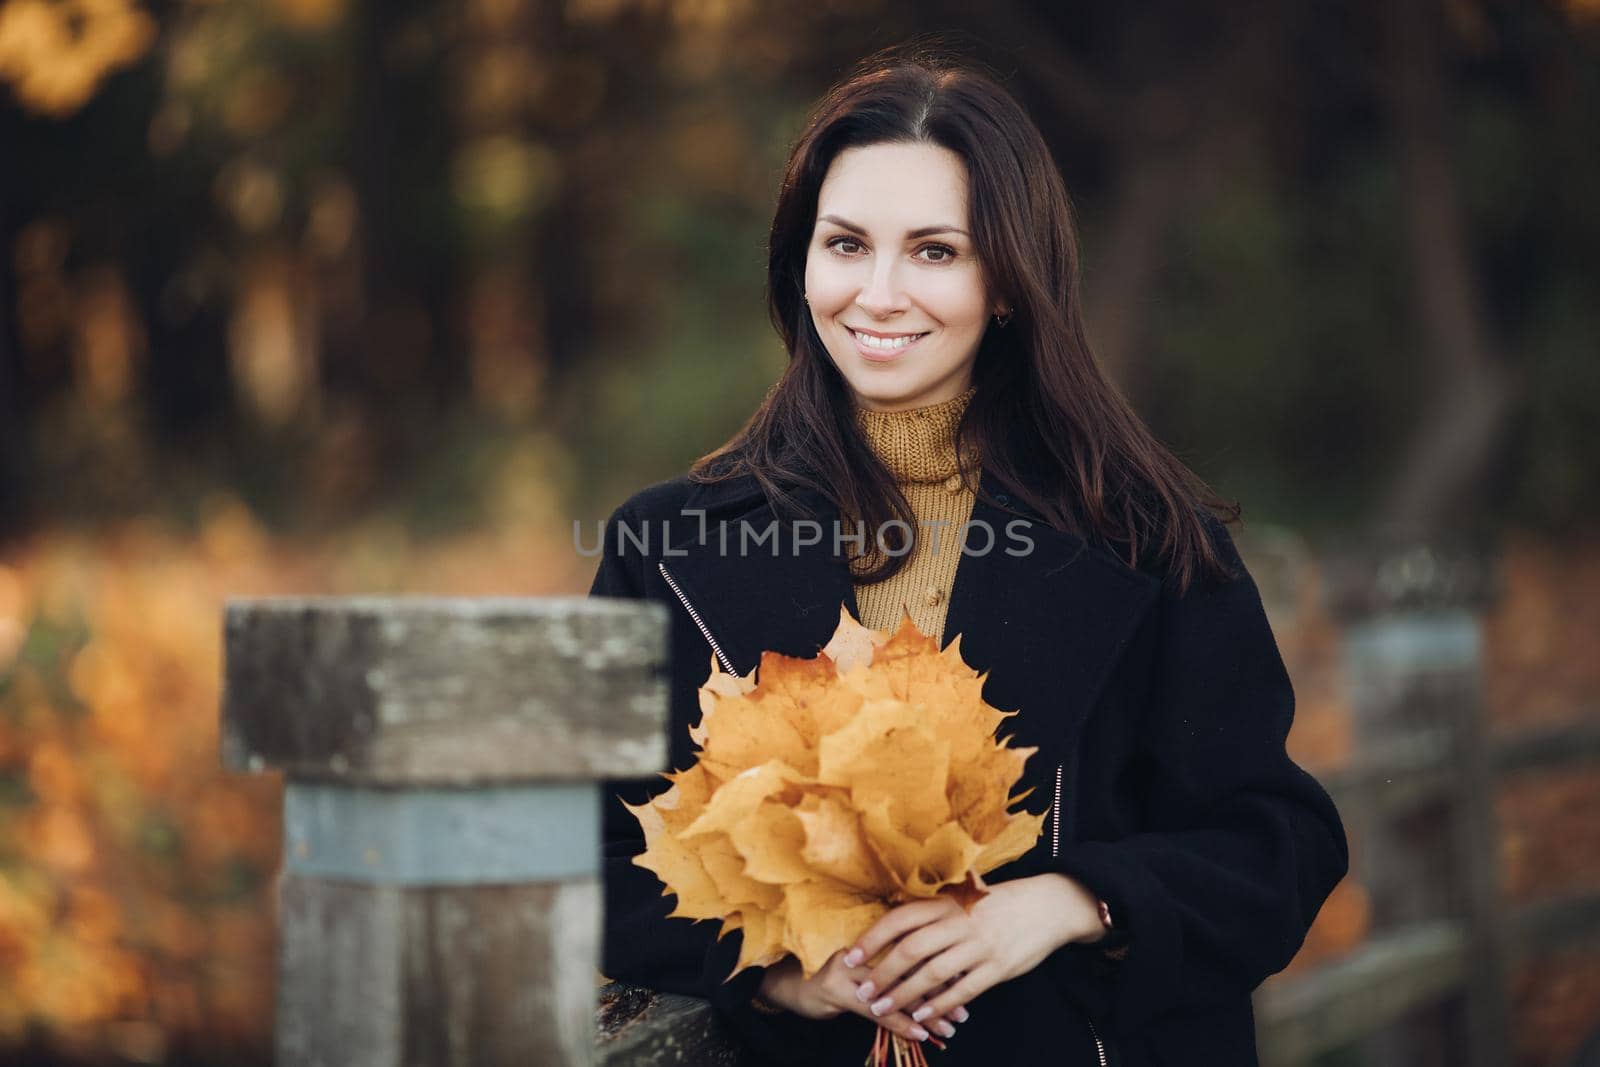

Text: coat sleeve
xmin=589 ymin=502 xmax=872 ymax=1063
xmin=1040 ymin=518 xmax=1350 ymax=1034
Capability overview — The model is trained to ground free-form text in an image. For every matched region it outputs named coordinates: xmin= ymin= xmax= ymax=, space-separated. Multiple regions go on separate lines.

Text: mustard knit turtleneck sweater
xmin=850 ymin=384 xmax=979 ymax=646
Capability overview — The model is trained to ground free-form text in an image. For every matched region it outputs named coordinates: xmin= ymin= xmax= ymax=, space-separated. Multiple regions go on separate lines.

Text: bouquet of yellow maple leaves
xmin=622 ymin=605 xmax=1048 ymax=1067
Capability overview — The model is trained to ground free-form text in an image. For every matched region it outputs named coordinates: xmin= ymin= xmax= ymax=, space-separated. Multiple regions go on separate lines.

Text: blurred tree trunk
xmin=133 ymin=208 xmax=234 ymax=452
xmin=994 ymin=2 xmax=1287 ymax=401
xmin=1375 ymin=0 xmax=1517 ymax=537
xmin=993 ymin=6 xmax=1183 ymax=395
xmin=1084 ymin=146 xmax=1190 ymax=395
xmin=346 ymin=0 xmax=466 ymax=415
xmin=0 ymin=104 xmax=26 ymax=536
xmin=450 ymin=0 xmax=546 ymax=420
xmin=529 ymin=4 xmax=681 ymax=386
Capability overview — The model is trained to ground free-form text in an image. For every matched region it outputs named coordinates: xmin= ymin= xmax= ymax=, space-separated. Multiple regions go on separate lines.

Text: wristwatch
xmin=1096 ymin=898 xmax=1131 ymax=961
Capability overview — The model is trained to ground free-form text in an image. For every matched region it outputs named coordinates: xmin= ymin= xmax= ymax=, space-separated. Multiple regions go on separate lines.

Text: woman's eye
xmin=824 ymin=236 xmax=958 ymax=263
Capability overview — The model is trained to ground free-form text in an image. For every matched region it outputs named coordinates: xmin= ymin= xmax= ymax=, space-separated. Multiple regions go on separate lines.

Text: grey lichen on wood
xmin=596 ymin=982 xmax=740 ymax=1066
xmin=222 ymin=597 xmax=668 ymax=783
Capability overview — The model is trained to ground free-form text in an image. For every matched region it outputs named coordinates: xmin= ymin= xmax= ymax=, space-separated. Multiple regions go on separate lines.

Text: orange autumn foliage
xmin=0 ymin=482 xmax=586 ymax=1058
xmin=624 ymin=606 xmax=1048 ymax=982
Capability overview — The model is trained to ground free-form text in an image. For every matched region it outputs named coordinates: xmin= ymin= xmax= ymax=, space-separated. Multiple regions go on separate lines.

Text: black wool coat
xmin=588 ymin=467 xmax=1349 ymax=1067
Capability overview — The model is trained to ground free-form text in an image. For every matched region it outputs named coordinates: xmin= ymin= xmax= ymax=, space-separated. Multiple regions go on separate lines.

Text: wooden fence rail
xmin=1256 ymin=719 xmax=1600 ymax=1066
xmin=1256 ymin=543 xmax=1600 ymax=1067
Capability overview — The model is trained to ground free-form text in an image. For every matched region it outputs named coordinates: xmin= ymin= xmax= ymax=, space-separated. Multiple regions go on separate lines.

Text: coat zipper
xmin=657 ymin=562 xmax=738 ymax=676
xmin=1052 ymin=762 xmax=1108 ymax=1065
xmin=1086 ymin=1016 xmax=1109 ymax=1067
xmin=1051 ymin=761 xmax=1062 ymax=859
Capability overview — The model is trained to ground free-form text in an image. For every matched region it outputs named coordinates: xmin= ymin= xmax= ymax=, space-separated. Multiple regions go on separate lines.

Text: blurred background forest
xmin=0 ymin=0 xmax=1597 ymax=1065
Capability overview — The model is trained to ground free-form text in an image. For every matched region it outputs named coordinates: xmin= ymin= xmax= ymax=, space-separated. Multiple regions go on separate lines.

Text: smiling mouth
xmin=848 ymin=328 xmax=931 ymax=351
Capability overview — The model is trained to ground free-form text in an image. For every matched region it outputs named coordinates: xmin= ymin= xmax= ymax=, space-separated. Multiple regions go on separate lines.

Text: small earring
xmin=994 ymin=308 xmax=1012 ymax=328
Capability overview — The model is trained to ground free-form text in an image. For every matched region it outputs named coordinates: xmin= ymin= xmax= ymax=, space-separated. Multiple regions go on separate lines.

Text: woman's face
xmin=804 ymin=141 xmax=1001 ymax=413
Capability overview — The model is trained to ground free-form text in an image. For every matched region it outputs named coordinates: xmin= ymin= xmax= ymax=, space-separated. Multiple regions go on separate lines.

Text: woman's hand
xmin=755 ymin=947 xmax=965 ymax=1044
xmin=840 ymin=874 xmax=1101 ymax=1026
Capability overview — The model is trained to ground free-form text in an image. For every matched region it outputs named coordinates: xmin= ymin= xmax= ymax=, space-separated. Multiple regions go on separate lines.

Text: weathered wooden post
xmin=222 ymin=597 xmax=668 ymax=1067
xmin=1325 ymin=543 xmax=1508 ymax=1067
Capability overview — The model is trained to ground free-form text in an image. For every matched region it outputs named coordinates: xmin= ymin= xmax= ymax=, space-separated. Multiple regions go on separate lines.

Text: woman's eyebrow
xmin=817 ymin=214 xmax=969 ymax=239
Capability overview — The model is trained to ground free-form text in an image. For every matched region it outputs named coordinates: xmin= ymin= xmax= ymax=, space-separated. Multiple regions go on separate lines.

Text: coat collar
xmin=660 ymin=468 xmax=1162 ymax=757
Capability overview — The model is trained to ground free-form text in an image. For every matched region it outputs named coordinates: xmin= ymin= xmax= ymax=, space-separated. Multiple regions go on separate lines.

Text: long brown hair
xmin=690 ymin=42 xmax=1239 ymax=593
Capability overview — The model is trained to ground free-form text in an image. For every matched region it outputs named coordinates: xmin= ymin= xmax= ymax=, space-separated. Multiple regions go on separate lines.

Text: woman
xmin=590 ymin=46 xmax=1348 ymax=1067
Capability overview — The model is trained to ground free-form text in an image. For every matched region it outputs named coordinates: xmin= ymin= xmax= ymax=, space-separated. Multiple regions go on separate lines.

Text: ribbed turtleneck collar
xmin=853 ymin=384 xmax=978 ymax=484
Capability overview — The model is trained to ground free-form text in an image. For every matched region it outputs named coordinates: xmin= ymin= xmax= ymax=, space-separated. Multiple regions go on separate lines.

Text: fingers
xmin=847 ymin=897 xmax=958 ymax=971
xmin=906 ymin=967 xmax=989 ymax=1028
xmin=860 ymin=934 xmax=973 ymax=1018
xmin=902 ymin=983 xmax=964 ymax=1040
xmin=902 ymin=972 xmax=962 ymax=1022
xmin=831 ymin=954 xmax=962 ymax=1044
xmin=874 ymin=969 xmax=966 ymax=1038
xmin=866 ymin=946 xmax=984 ymax=1033
xmin=857 ymin=1002 xmax=948 ymax=1045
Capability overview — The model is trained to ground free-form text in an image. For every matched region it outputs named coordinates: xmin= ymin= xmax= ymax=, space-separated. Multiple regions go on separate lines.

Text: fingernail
xmin=856 ymin=982 xmax=875 ymax=1003
xmin=909 ymin=1025 xmax=929 ymax=1041
xmin=952 ymin=1006 xmax=969 ymax=1023
xmin=870 ymin=996 xmax=893 ymax=1017
xmin=911 ymin=1005 xmax=932 ymax=1022
xmin=934 ymin=1021 xmax=956 ymax=1038
xmin=844 ymin=948 xmax=863 ymax=967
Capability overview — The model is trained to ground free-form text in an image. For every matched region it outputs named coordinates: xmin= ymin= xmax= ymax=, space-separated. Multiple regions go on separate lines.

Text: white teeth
xmin=851 ymin=329 xmax=926 ymax=350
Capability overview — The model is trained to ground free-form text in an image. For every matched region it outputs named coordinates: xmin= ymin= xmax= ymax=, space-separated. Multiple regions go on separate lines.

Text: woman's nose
xmin=855 ymin=262 xmax=910 ymax=317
